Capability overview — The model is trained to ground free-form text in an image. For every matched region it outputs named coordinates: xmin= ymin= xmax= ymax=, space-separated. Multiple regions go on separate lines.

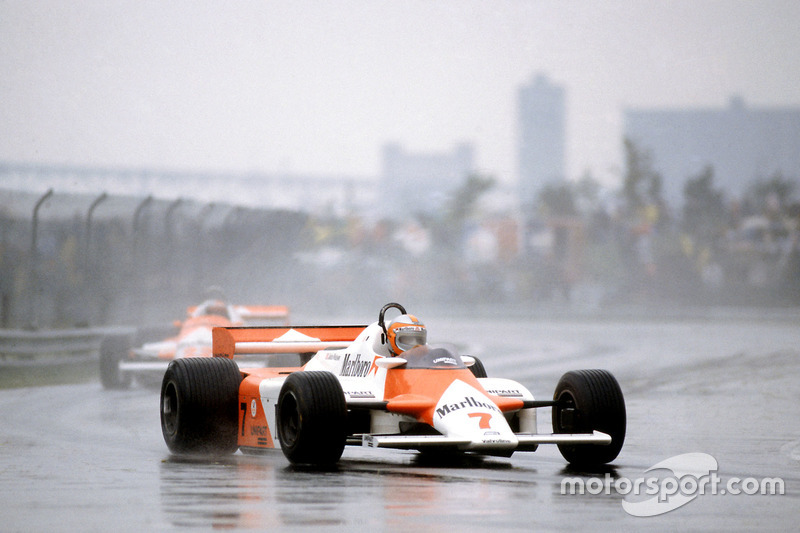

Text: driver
xmin=386 ymin=314 xmax=427 ymax=355
xmin=193 ymin=299 xmax=230 ymax=319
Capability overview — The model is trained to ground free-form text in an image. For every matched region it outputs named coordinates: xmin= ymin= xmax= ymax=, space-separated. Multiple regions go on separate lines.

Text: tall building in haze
xmin=625 ymin=96 xmax=800 ymax=207
xmin=517 ymin=73 xmax=566 ymax=210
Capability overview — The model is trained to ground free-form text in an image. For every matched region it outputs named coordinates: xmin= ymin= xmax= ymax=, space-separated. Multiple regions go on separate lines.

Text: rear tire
xmin=468 ymin=356 xmax=488 ymax=378
xmin=552 ymin=369 xmax=626 ymax=466
xmin=99 ymin=335 xmax=132 ymax=389
xmin=160 ymin=357 xmax=242 ymax=455
xmin=277 ymin=371 xmax=347 ymax=466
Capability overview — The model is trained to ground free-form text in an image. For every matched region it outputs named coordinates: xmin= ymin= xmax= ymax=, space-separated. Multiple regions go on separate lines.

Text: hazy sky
xmin=2 ymin=1 xmax=799 ymax=187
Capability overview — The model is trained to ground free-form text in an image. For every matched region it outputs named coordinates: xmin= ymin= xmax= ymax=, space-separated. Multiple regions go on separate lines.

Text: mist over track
xmin=1 ymin=315 xmax=798 ymax=531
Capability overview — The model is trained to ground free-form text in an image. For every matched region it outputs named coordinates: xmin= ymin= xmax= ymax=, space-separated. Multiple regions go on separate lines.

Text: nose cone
xmin=432 ymin=379 xmax=518 ymax=451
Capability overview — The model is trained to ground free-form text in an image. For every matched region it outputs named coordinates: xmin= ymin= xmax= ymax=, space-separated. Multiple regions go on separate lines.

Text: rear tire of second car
xmin=99 ymin=335 xmax=132 ymax=389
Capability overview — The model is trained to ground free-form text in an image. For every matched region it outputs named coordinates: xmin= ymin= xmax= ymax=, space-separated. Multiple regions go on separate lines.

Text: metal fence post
xmin=27 ymin=189 xmax=53 ymax=329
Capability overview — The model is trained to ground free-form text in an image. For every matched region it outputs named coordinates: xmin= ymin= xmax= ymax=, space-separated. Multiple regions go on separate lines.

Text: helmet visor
xmin=394 ymin=327 xmax=427 ymax=351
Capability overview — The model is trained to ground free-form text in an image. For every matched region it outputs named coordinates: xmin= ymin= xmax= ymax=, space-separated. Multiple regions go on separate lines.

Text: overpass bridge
xmin=0 ymin=162 xmax=377 ymax=214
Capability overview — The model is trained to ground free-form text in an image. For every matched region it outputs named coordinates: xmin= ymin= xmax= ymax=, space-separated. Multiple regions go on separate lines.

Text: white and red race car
xmin=159 ymin=303 xmax=626 ymax=466
xmin=100 ymin=299 xmax=290 ymax=389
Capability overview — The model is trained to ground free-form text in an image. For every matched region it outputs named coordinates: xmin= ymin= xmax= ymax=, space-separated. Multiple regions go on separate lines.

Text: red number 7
xmin=468 ymin=412 xmax=492 ymax=429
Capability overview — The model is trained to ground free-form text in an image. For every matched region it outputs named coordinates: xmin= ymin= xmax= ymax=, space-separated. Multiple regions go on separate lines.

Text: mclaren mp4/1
xmin=100 ymin=298 xmax=290 ymax=389
xmin=159 ymin=303 xmax=626 ymax=466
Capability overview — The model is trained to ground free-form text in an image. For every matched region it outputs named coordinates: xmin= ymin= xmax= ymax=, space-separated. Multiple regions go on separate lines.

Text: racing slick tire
xmin=552 ymin=369 xmax=626 ymax=466
xmin=99 ymin=335 xmax=132 ymax=389
xmin=468 ymin=356 xmax=488 ymax=378
xmin=160 ymin=357 xmax=242 ymax=455
xmin=277 ymin=371 xmax=347 ymax=466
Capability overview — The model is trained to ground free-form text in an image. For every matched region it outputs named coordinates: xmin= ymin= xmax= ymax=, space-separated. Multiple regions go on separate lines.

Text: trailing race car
xmin=159 ymin=303 xmax=626 ymax=466
xmin=100 ymin=299 xmax=290 ymax=389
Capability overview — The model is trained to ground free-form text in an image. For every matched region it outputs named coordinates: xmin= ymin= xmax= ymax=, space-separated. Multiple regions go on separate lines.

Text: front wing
xmin=362 ymin=430 xmax=611 ymax=451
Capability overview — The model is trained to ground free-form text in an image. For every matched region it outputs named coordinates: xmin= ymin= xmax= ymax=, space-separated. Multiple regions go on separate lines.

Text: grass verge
xmin=0 ymin=361 xmax=98 ymax=389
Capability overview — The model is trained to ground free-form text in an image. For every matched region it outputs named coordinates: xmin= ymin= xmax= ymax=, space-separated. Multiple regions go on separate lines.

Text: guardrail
xmin=0 ymin=326 xmax=134 ymax=367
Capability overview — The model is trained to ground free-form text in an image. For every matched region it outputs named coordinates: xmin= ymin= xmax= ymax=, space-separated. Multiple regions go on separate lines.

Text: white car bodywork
xmin=224 ymin=321 xmax=611 ymax=456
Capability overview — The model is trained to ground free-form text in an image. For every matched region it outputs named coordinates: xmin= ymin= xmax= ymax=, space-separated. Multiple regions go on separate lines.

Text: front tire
xmin=552 ymin=369 xmax=626 ymax=466
xmin=160 ymin=357 xmax=242 ymax=455
xmin=277 ymin=371 xmax=347 ymax=466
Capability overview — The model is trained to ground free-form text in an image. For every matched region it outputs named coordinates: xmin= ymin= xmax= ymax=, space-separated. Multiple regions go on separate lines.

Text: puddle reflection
xmin=159 ymin=450 xmax=541 ymax=529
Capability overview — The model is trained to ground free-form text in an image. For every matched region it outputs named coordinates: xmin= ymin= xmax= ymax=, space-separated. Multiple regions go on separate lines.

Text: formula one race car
xmin=159 ymin=303 xmax=626 ymax=466
xmin=100 ymin=298 xmax=290 ymax=389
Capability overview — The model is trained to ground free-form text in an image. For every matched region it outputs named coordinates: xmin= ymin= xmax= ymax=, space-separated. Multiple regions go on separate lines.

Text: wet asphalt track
xmin=1 ymin=315 xmax=798 ymax=531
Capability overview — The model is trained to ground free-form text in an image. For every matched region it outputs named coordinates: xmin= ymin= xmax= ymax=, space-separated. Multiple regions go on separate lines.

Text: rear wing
xmin=185 ymin=304 xmax=291 ymax=325
xmin=233 ymin=305 xmax=290 ymax=325
xmin=212 ymin=325 xmax=367 ymax=359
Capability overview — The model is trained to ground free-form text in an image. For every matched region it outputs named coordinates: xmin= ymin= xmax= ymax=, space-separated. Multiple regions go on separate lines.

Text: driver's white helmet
xmin=196 ymin=299 xmax=229 ymax=319
xmin=387 ymin=314 xmax=426 ymax=355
